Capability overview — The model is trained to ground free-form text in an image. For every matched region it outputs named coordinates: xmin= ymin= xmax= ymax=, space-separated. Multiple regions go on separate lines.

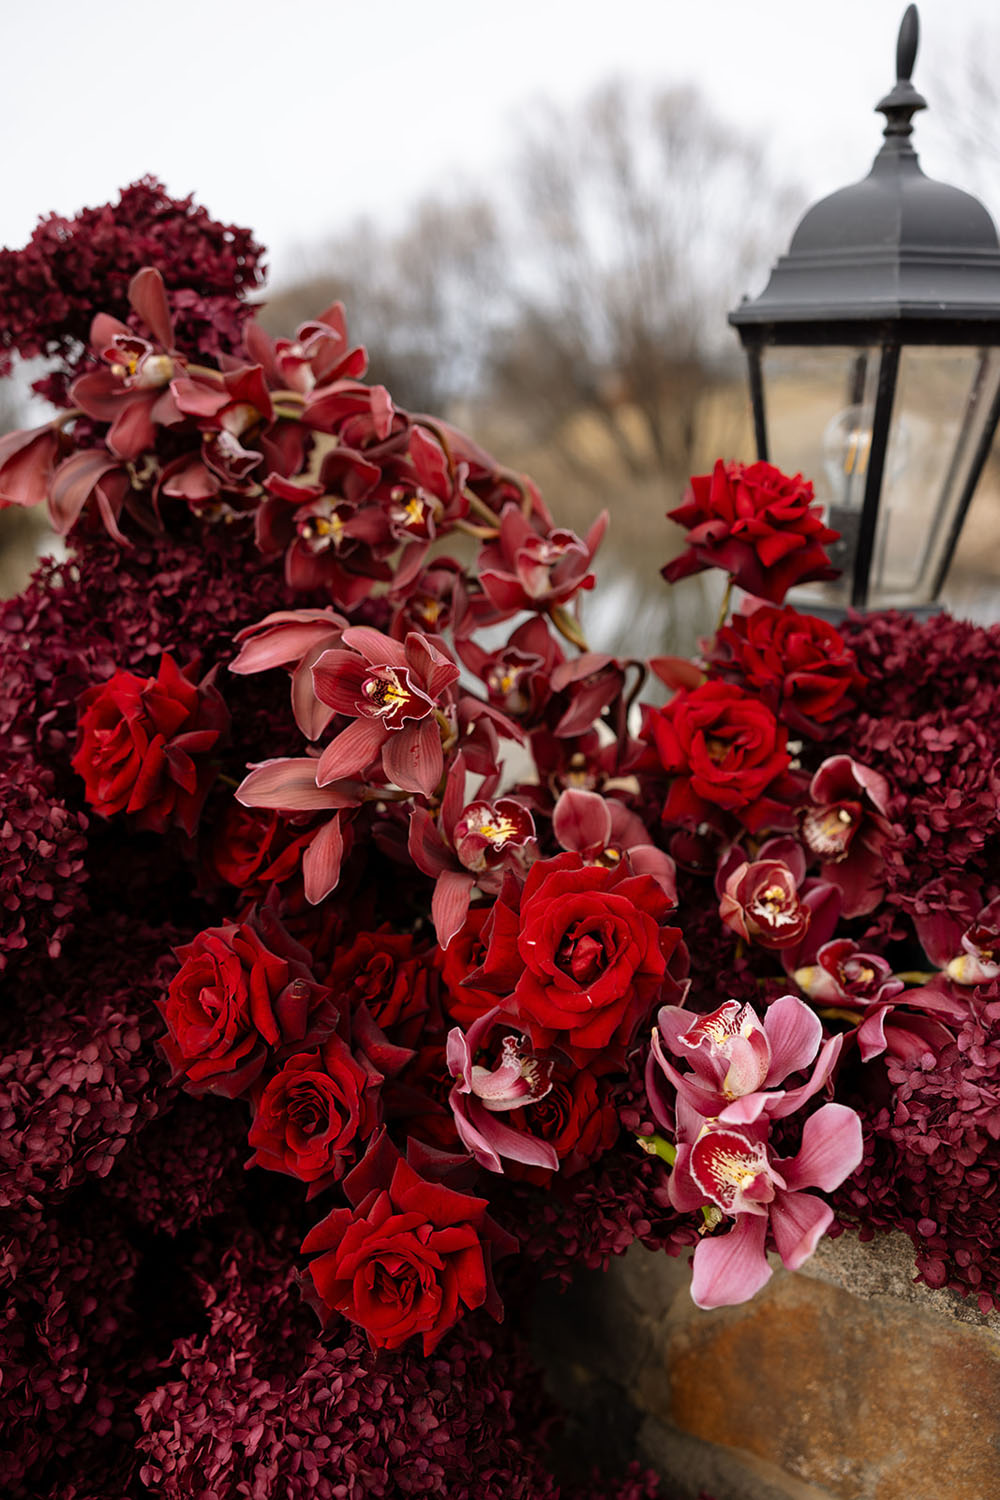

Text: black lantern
xmin=729 ymin=4 xmax=1000 ymax=611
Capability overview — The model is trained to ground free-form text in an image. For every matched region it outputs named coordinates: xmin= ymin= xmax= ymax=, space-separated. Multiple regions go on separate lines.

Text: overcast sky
xmin=4 ymin=0 xmax=999 ymax=288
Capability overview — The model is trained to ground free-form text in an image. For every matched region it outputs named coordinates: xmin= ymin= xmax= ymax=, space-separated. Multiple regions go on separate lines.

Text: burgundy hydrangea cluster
xmin=135 ymin=1223 xmax=670 ymax=1500
xmin=2 ymin=182 xmax=998 ymax=1493
xmin=0 ymin=757 xmax=88 ymax=973
xmin=0 ymin=177 xmax=263 ymax=401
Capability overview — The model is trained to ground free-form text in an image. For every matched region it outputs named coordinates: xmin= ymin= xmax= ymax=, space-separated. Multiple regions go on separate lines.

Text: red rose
xmin=72 ymin=652 xmax=228 ymax=835
xmin=645 ymin=681 xmax=796 ymax=833
xmin=662 ymin=459 xmax=838 ymax=605
xmin=302 ymin=1135 xmax=514 ymax=1353
xmin=437 ymin=905 xmax=498 ymax=1029
xmin=471 ymin=853 xmax=687 ymax=1065
xmin=507 ymin=1062 xmax=620 ymax=1184
xmin=247 ymin=1033 xmax=381 ymax=1194
xmin=327 ymin=930 xmax=438 ymax=1047
xmin=208 ymin=803 xmax=316 ymax=894
xmin=707 ymin=605 xmax=865 ymax=740
xmin=160 ymin=909 xmax=335 ymax=1097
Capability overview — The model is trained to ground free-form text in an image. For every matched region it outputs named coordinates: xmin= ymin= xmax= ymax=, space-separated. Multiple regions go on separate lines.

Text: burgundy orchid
xmin=551 ymin=786 xmax=677 ymax=899
xmin=71 ymin=267 xmax=184 ymax=461
xmin=408 ymin=754 xmax=538 ymax=947
xmin=244 ymin=300 xmax=368 ymax=393
xmin=793 ymin=938 xmax=967 ymax=1062
xmin=717 ymin=839 xmax=811 ymax=951
xmin=310 ymin=626 xmax=459 ymax=797
xmin=477 ymin=503 xmax=608 ymax=619
xmin=799 ymin=755 xmax=893 ymax=918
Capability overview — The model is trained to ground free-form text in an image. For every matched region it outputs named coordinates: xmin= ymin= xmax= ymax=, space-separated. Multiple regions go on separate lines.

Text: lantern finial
xmin=877 ymin=6 xmax=927 ymax=139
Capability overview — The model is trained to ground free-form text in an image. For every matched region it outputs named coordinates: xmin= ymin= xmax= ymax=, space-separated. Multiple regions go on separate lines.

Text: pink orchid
xmin=647 ymin=994 xmax=842 ymax=1128
xmin=552 ymin=787 xmax=677 ymax=900
xmin=311 ymin=627 xmax=460 ymax=797
xmin=667 ymin=1104 xmax=863 ymax=1308
xmin=800 ymin=755 xmax=893 ymax=918
xmin=446 ymin=1008 xmax=559 ymax=1174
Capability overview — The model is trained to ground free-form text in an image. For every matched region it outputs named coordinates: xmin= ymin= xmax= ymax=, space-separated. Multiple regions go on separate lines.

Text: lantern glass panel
xmin=867 ymin=345 xmax=1000 ymax=605
xmin=759 ymin=344 xmax=881 ymax=610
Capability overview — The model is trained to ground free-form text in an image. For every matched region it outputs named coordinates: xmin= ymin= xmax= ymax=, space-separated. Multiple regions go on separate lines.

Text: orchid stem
xmin=714 ymin=575 xmax=735 ymax=635
xmin=549 ymin=604 xmax=590 ymax=653
xmin=635 ymin=1133 xmax=677 ymax=1167
xmin=463 ymin=490 xmax=502 ymax=528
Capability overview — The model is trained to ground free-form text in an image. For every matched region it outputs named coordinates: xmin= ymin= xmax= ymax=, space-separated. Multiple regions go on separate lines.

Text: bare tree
xmin=260 ymin=194 xmax=504 ymax=413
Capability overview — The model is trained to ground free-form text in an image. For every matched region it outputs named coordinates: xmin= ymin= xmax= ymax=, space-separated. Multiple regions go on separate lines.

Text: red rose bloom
xmin=247 ymin=1033 xmax=381 ymax=1195
xmin=507 ymin=1062 xmax=620 ymax=1184
xmin=706 ymin=604 xmax=865 ymax=740
xmin=160 ymin=910 xmax=335 ymax=1097
xmin=645 ymin=680 xmax=796 ymax=833
xmin=471 ymin=853 xmax=687 ymax=1065
xmin=662 ymin=459 xmax=838 ymax=605
xmin=72 ymin=652 xmax=228 ymax=835
xmin=303 ymin=1136 xmax=514 ymax=1353
xmin=327 ymin=930 xmax=438 ymax=1047
xmin=208 ymin=803 xmax=316 ymax=895
xmin=437 ymin=905 xmax=498 ymax=1029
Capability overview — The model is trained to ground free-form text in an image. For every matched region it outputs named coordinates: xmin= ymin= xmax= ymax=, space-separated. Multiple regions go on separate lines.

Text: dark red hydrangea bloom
xmin=706 ymin=604 xmax=865 ymax=739
xmin=302 ymin=1135 xmax=515 ymax=1353
xmin=159 ymin=909 xmax=335 ymax=1097
xmin=833 ymin=994 xmax=1000 ymax=1313
xmin=0 ymin=758 xmax=88 ymax=973
xmin=72 ymin=652 xmax=229 ymax=836
xmin=644 ymin=680 xmax=797 ymax=833
xmin=0 ymin=177 xmax=263 ymax=397
xmin=663 ymin=459 xmax=838 ymax=604
xmin=471 ymin=853 xmax=688 ymax=1066
xmin=247 ymin=1033 xmax=382 ymax=1195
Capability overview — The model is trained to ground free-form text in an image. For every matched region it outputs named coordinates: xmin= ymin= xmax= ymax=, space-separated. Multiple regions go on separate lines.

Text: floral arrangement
xmin=2 ymin=182 xmax=999 ymax=1498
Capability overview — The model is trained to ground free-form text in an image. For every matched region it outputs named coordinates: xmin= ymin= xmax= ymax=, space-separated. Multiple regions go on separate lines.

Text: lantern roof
xmin=730 ymin=5 xmax=1000 ymax=335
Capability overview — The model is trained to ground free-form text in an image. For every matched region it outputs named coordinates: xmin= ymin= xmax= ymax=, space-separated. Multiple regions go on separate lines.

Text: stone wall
xmin=534 ymin=1232 xmax=1000 ymax=1500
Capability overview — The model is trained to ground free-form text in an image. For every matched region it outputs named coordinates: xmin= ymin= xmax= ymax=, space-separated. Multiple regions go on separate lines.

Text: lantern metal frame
xmin=729 ymin=5 xmax=1000 ymax=608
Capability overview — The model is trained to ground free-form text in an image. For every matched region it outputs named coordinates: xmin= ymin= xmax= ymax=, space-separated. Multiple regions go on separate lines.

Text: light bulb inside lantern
xmin=819 ymin=405 xmax=913 ymax=584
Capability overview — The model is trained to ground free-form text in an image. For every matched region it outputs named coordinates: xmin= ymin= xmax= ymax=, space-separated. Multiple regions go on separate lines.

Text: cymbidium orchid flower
xmin=667 ymin=1104 xmax=863 ymax=1308
xmin=551 ymin=786 xmax=677 ymax=900
xmin=799 ymin=755 xmax=893 ymax=918
xmin=477 ymin=503 xmax=607 ymax=618
xmin=408 ymin=753 xmax=537 ymax=946
xmin=71 ymin=267 xmax=185 ymax=461
xmin=244 ymin=300 xmax=367 ymax=394
xmin=917 ymin=893 xmax=1000 ymax=986
xmin=647 ymin=994 xmax=842 ymax=1128
xmin=311 ymin=626 xmax=461 ymax=797
xmin=793 ymin=938 xmax=966 ymax=1062
xmin=446 ymin=1007 xmax=559 ymax=1174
